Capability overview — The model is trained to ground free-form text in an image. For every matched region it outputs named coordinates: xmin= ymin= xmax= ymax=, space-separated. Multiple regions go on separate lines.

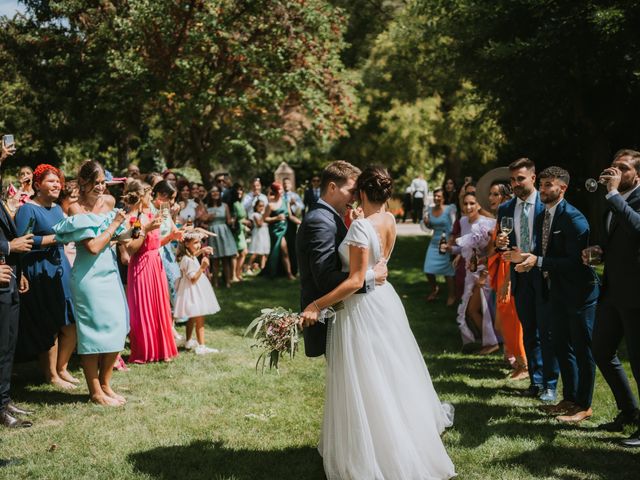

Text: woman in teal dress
xmin=53 ymin=160 xmax=129 ymax=407
xmin=229 ymin=183 xmax=251 ymax=282
xmin=262 ymin=182 xmax=300 ymax=279
xmin=204 ymin=186 xmax=237 ymax=288
xmin=422 ymin=188 xmax=456 ymax=306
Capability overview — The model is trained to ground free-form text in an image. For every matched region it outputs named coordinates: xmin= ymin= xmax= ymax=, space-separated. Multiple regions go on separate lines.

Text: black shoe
xmin=620 ymin=429 xmax=640 ymax=448
xmin=5 ymin=402 xmax=33 ymax=416
xmin=597 ymin=410 xmax=640 ymax=432
xmin=520 ymin=384 xmax=543 ymax=398
xmin=0 ymin=410 xmax=32 ymax=429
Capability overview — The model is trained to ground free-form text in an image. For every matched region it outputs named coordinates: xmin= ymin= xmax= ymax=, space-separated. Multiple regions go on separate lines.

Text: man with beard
xmin=512 ymin=167 xmax=599 ymax=422
xmin=496 ymin=158 xmax=559 ymax=402
xmin=583 ymin=149 xmax=640 ymax=446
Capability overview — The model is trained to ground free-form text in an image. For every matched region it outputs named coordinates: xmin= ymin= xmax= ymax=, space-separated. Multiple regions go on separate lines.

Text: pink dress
xmin=127 ymin=216 xmax=178 ymax=363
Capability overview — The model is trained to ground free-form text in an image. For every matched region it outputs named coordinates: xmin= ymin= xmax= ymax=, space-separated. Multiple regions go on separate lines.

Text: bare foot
xmin=426 ymin=287 xmax=440 ymax=302
xmin=287 ymin=274 xmax=296 ymax=281
xmin=58 ymin=370 xmax=81 ymax=384
xmin=101 ymin=385 xmax=127 ymax=405
xmin=50 ymin=377 xmax=77 ymax=390
xmin=90 ymin=394 xmax=122 ymax=407
xmin=446 ymin=296 xmax=456 ymax=307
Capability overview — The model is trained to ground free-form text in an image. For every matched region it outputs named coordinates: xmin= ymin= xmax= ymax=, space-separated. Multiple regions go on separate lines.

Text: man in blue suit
xmin=296 ymin=161 xmax=387 ymax=357
xmin=583 ymin=149 xmax=640 ymax=447
xmin=512 ymin=167 xmax=599 ymax=422
xmin=497 ymin=158 xmax=559 ymax=402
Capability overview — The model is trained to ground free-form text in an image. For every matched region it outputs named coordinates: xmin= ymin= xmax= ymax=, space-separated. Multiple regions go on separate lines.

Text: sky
xmin=0 ymin=0 xmax=25 ymax=17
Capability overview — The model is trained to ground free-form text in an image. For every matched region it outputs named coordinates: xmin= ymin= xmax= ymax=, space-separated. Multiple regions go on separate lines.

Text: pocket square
xmin=552 ymin=230 xmax=561 ymax=234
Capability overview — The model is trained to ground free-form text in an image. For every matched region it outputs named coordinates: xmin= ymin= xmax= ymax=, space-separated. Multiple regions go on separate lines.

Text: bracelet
xmin=313 ymin=300 xmax=321 ymax=312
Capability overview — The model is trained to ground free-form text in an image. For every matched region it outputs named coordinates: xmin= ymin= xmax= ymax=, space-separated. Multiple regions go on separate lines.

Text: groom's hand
xmin=300 ymin=303 xmax=320 ymax=327
xmin=373 ymin=259 xmax=388 ymax=285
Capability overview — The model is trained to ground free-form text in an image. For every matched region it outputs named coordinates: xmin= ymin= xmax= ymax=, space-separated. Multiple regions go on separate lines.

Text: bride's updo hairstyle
xmin=356 ymin=165 xmax=393 ymax=204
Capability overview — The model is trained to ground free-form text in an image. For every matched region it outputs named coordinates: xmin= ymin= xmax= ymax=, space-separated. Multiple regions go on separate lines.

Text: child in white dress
xmin=247 ymin=199 xmax=270 ymax=272
xmin=174 ymin=233 xmax=221 ymax=355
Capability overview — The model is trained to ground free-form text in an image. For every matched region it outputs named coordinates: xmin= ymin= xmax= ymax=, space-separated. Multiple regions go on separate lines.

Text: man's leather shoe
xmin=539 ymin=399 xmax=575 ymax=415
xmin=5 ymin=403 xmax=33 ymax=416
xmin=539 ymin=388 xmax=557 ymax=403
xmin=557 ymin=406 xmax=592 ymax=423
xmin=620 ymin=430 xmax=640 ymax=448
xmin=597 ymin=410 xmax=640 ymax=432
xmin=520 ymin=384 xmax=542 ymax=397
xmin=0 ymin=410 xmax=32 ymax=428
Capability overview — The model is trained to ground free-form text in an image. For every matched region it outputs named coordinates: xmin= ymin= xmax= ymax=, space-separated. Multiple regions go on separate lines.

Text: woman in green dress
xmin=53 ymin=160 xmax=129 ymax=407
xmin=262 ymin=182 xmax=300 ymax=279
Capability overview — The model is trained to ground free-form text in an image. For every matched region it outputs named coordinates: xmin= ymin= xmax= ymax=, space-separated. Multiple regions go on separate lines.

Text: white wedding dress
xmin=319 ymin=217 xmax=456 ymax=480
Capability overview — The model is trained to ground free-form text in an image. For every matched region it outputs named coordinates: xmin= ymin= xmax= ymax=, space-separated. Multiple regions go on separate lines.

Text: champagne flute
xmin=498 ymin=216 xmax=513 ymax=251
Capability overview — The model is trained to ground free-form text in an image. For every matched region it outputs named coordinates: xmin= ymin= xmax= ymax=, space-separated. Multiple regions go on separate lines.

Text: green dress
xmin=262 ymin=205 xmax=288 ymax=277
xmin=53 ymin=211 xmax=129 ymax=354
xmin=232 ymin=201 xmax=248 ymax=251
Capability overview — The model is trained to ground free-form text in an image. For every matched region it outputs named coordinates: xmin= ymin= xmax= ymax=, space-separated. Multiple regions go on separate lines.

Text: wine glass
xmin=498 ymin=217 xmax=513 ymax=251
xmin=585 ymin=178 xmax=599 ymax=193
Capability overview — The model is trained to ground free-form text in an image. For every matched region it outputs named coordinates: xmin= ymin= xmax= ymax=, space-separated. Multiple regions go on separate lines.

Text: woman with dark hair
xmin=176 ymin=180 xmax=197 ymax=226
xmin=442 ymin=178 xmax=458 ymax=207
xmin=15 ymin=164 xmax=77 ymax=389
xmin=451 ymin=192 xmax=498 ymax=354
xmin=422 ymin=187 xmax=456 ymax=305
xmin=262 ymin=182 xmax=299 ymax=279
xmin=204 ymin=186 xmax=237 ymax=288
xmin=300 ymin=166 xmax=455 ymax=480
xmin=228 ymin=183 xmax=251 ymax=282
xmin=53 ymin=160 xmax=129 ymax=406
xmin=486 ymin=181 xmax=528 ymax=378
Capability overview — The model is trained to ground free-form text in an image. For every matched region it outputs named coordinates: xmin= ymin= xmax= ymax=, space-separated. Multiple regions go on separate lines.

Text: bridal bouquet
xmin=245 ymin=307 xmax=301 ymax=373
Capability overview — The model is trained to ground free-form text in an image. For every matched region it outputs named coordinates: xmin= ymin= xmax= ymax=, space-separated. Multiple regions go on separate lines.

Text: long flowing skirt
xmin=321 ymin=282 xmax=456 ymax=480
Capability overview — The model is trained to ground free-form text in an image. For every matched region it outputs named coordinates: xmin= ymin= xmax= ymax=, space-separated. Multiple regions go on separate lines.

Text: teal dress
xmin=53 ymin=211 xmax=129 ymax=354
xmin=262 ymin=205 xmax=288 ymax=278
xmin=232 ymin=201 xmax=248 ymax=251
xmin=207 ymin=205 xmax=238 ymax=258
xmin=423 ymin=204 xmax=455 ymax=276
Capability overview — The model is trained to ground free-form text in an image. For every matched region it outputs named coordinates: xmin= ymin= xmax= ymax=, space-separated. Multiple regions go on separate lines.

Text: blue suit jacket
xmin=533 ymin=199 xmax=599 ymax=307
xmin=0 ymin=201 xmax=20 ymax=304
xmin=496 ymin=191 xmax=545 ymax=294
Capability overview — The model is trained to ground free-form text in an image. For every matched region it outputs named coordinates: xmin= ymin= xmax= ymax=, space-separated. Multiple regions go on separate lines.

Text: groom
xmin=297 ymin=161 xmax=387 ymax=357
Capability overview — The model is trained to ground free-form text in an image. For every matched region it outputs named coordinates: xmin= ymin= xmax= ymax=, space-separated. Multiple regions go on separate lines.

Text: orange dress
xmin=488 ymin=241 xmax=526 ymax=362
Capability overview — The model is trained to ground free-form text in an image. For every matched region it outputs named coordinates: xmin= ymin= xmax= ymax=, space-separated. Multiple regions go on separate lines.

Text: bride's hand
xmin=300 ymin=303 xmax=320 ymax=327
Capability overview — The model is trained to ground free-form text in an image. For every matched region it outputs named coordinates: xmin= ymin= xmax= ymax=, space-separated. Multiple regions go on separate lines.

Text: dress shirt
xmin=513 ymin=190 xmax=537 ymax=250
xmin=410 ymin=178 xmax=428 ymax=199
xmin=605 ymin=183 xmax=640 ymax=232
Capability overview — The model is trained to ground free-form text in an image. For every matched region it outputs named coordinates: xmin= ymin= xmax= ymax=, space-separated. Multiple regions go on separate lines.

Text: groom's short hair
xmin=321 ymin=161 xmax=361 ymax=194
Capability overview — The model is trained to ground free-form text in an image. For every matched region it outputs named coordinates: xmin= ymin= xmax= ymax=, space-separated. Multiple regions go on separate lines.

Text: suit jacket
xmin=533 ymin=199 xmax=599 ymax=307
xmin=0 ymin=201 xmax=20 ymax=304
xmin=600 ymin=187 xmax=640 ymax=307
xmin=496 ymin=191 xmax=545 ymax=294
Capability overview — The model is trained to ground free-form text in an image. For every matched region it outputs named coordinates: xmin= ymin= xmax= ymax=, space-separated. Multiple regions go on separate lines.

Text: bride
xmin=300 ymin=166 xmax=456 ymax=480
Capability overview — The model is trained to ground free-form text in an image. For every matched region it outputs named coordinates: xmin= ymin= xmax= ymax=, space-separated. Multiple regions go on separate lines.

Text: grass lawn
xmin=4 ymin=236 xmax=639 ymax=479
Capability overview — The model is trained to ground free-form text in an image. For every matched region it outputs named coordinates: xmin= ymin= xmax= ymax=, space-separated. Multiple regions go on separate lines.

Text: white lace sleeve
xmin=344 ymin=219 xmax=369 ymax=249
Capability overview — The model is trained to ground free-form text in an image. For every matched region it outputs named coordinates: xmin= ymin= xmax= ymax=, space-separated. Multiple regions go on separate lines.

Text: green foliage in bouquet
xmin=244 ymin=307 xmax=301 ymax=373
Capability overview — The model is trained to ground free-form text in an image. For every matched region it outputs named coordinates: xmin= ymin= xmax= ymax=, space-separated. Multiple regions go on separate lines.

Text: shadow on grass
xmin=501 ymin=444 xmax=640 ymax=480
xmin=128 ymin=440 xmax=324 ymax=480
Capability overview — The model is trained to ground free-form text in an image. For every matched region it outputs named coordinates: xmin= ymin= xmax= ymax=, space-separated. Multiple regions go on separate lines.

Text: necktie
xmin=520 ymin=201 xmax=531 ymax=252
xmin=541 ymin=210 xmax=551 ymax=256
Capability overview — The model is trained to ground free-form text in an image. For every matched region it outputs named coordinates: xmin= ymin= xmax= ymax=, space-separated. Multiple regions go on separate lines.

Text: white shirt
xmin=410 ymin=178 xmax=428 ymax=199
xmin=513 ymin=190 xmax=537 ymax=251
xmin=283 ymin=190 xmax=304 ymax=216
xmin=605 ymin=184 xmax=640 ymax=232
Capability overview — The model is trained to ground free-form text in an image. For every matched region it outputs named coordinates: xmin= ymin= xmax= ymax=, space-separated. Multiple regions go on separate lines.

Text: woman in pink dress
xmin=123 ymin=180 xmax=178 ymax=363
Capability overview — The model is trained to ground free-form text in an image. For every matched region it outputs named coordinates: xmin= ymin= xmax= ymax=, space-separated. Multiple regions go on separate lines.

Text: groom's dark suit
xmin=297 ymin=201 xmax=370 ymax=357
xmin=0 ymin=200 xmax=21 ymax=413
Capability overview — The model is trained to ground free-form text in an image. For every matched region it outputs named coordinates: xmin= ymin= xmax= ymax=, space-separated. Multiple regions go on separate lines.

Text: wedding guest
xmin=247 ymin=199 xmax=270 ymax=272
xmin=583 ymin=149 xmax=640 ymax=446
xmin=228 ymin=183 xmax=250 ymax=282
xmin=452 ymin=192 xmax=498 ymax=354
xmin=422 ymin=188 xmax=456 ymax=305
xmin=0 ymin=142 xmax=34 ymax=428
xmin=204 ymin=186 xmax=237 ymax=288
xmin=283 ymin=177 xmax=303 ymax=276
xmin=126 ymin=164 xmax=140 ymax=179
xmin=176 ymin=180 xmax=198 ymax=226
xmin=162 ymin=170 xmax=177 ymax=185
xmin=262 ymin=182 xmax=300 ymax=279
xmin=56 ymin=180 xmax=79 ymax=265
xmin=242 ymin=178 xmax=268 ymax=215
xmin=442 ymin=178 xmax=458 ymax=208
xmin=303 ymin=175 xmax=321 ymax=214
xmin=123 ymin=180 xmax=178 ymax=364
xmin=53 ymin=160 xmax=129 ymax=407
xmin=451 ymin=181 xmax=476 ymax=301
xmin=410 ymin=173 xmax=429 ymax=223
xmin=512 ymin=167 xmax=599 ymax=422
xmin=17 ymin=165 xmax=34 ymax=203
xmin=145 ymin=172 xmax=163 ymax=187
xmin=14 ymin=164 xmax=78 ymax=389
xmin=486 ymin=181 xmax=528 ymax=379
xmin=401 ymin=185 xmax=413 ymax=223
xmin=496 ymin=158 xmax=559 ymax=402
xmin=175 ymin=233 xmax=221 ymax=355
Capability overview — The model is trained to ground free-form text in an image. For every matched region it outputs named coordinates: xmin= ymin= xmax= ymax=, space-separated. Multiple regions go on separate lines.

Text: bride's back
xmin=367 ymin=211 xmax=397 ymax=261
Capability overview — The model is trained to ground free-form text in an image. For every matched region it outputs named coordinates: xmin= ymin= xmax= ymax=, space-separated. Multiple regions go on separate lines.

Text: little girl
xmin=174 ymin=232 xmax=221 ymax=355
xmin=247 ymin=199 xmax=271 ymax=273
